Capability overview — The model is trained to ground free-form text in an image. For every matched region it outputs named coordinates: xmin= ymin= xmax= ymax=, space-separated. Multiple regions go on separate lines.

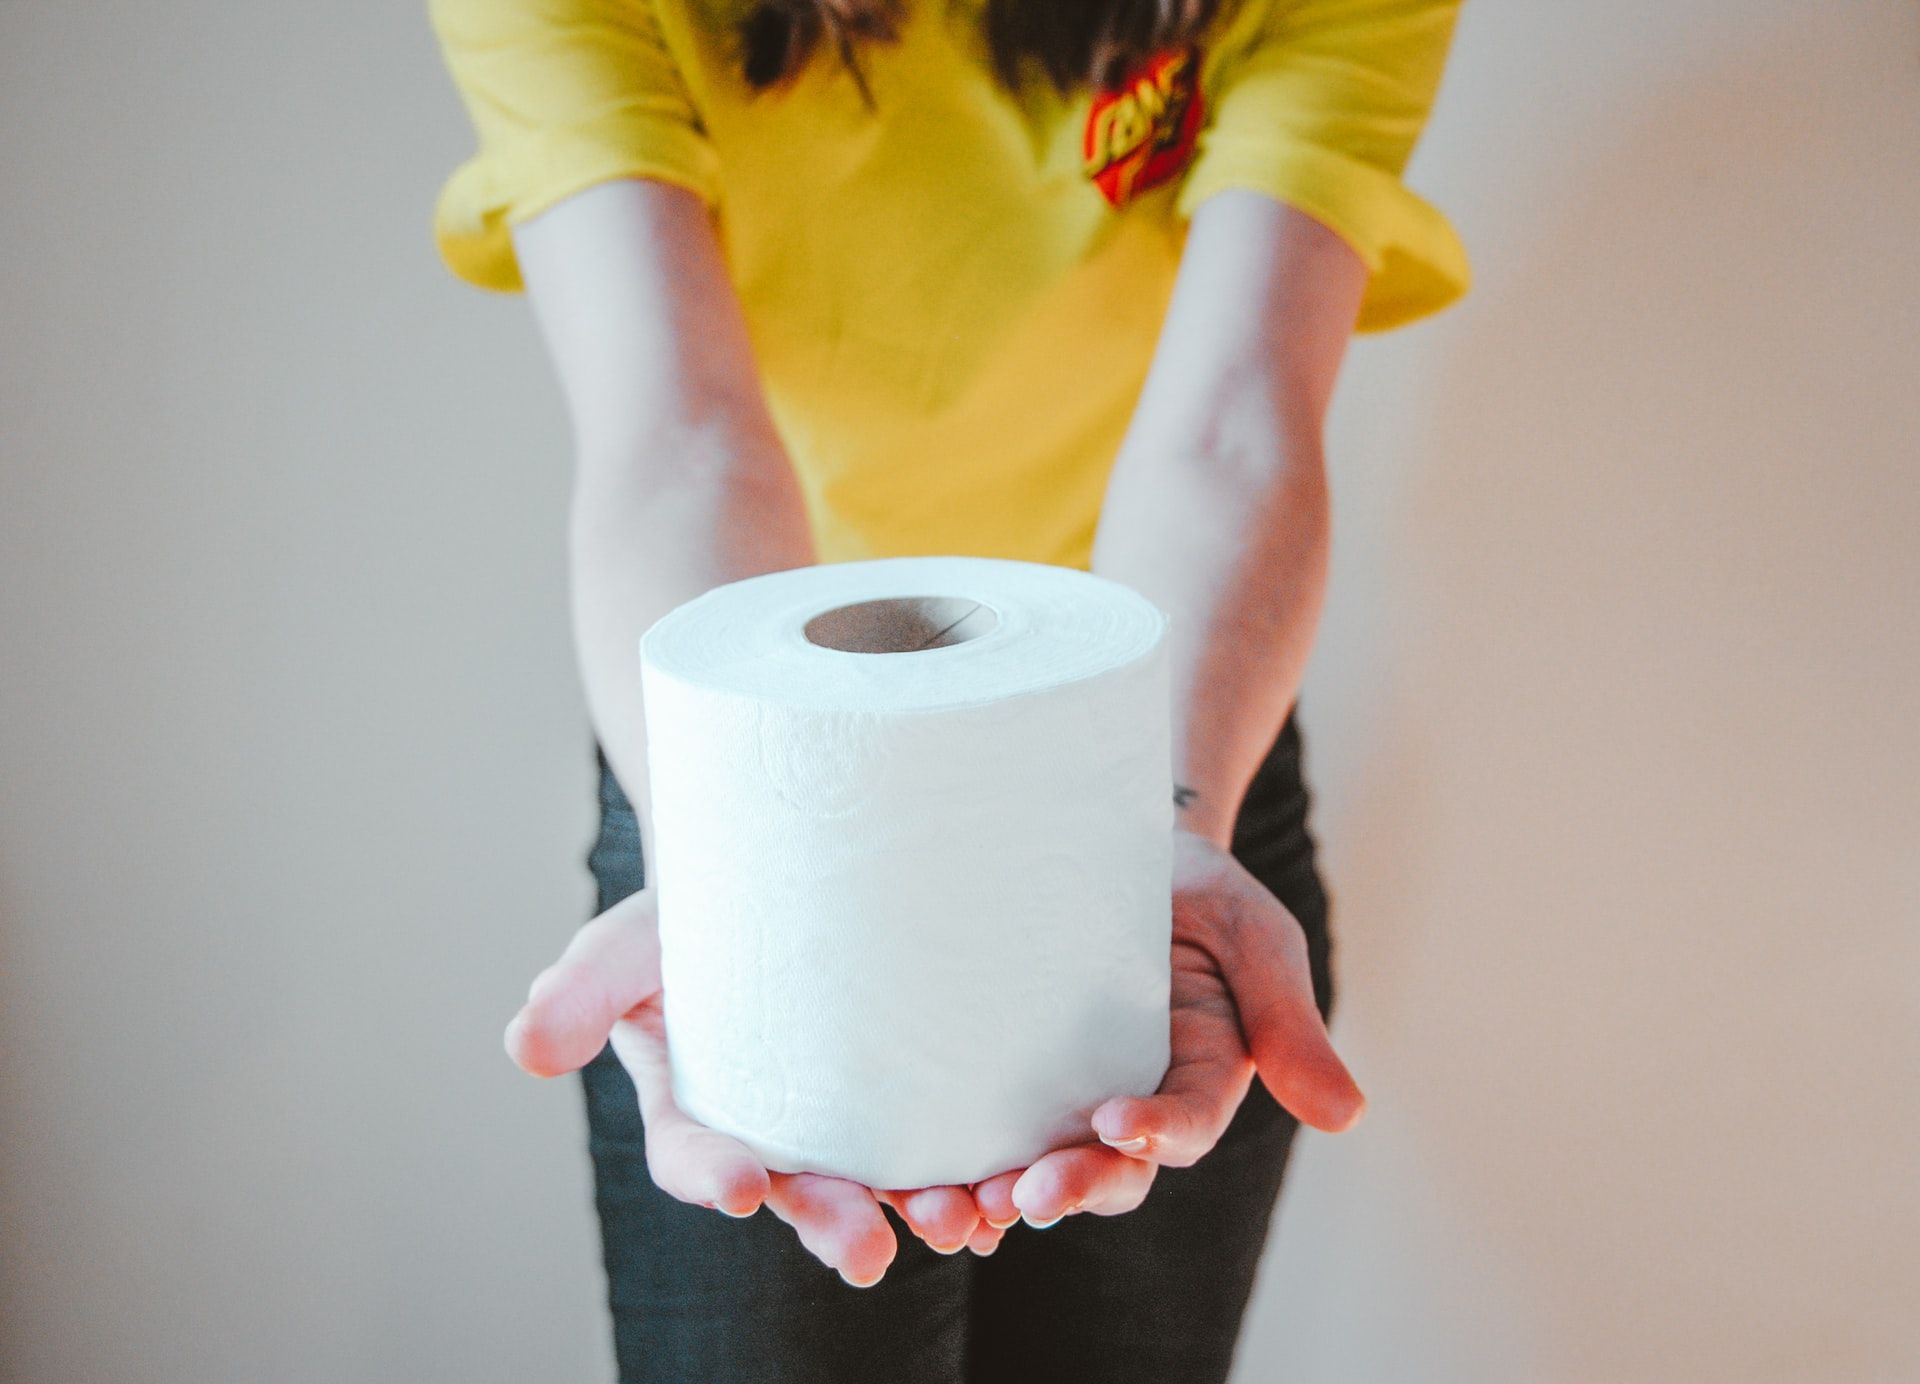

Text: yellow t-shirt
xmin=430 ymin=0 xmax=1468 ymax=568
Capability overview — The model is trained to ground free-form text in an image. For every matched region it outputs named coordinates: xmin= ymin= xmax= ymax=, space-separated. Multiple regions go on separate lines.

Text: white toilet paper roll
xmin=640 ymin=556 xmax=1173 ymax=1190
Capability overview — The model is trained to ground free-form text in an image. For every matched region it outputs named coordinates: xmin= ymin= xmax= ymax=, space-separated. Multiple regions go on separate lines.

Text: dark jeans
xmin=580 ymin=712 xmax=1334 ymax=1384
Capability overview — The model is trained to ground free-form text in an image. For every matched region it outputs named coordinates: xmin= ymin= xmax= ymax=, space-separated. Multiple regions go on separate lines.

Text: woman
xmin=430 ymin=1 xmax=1467 ymax=1379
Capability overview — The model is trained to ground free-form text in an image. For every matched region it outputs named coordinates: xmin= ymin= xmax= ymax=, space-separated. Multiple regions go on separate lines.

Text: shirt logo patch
xmin=1083 ymin=46 xmax=1204 ymax=209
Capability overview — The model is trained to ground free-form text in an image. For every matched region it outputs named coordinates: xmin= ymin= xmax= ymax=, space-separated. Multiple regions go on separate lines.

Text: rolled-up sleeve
xmin=1177 ymin=0 xmax=1470 ymax=331
xmin=428 ymin=0 xmax=719 ymax=291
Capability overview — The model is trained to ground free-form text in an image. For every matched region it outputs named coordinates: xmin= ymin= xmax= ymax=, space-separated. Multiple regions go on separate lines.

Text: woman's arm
xmin=501 ymin=180 xmax=986 ymax=1281
xmin=1094 ymin=187 xmax=1363 ymax=846
xmin=971 ymin=190 xmax=1370 ymax=1228
xmin=514 ymin=178 xmax=813 ymax=848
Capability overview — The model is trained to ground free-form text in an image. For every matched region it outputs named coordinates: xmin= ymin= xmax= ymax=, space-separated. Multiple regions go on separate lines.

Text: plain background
xmin=2 ymin=1 xmax=1916 ymax=1380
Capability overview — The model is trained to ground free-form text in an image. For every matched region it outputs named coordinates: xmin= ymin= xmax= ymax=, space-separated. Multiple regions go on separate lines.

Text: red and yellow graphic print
xmin=1082 ymin=46 xmax=1204 ymax=209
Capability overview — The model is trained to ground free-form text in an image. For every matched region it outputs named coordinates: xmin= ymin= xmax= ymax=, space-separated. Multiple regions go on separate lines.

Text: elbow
xmin=569 ymin=416 xmax=740 ymax=508
xmin=1183 ymin=413 xmax=1330 ymax=511
xmin=568 ymin=417 xmax=810 ymax=566
xmin=1154 ymin=364 xmax=1331 ymax=499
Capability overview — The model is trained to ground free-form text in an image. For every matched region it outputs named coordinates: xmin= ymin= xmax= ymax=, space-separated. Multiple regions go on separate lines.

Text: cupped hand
xmin=505 ymin=889 xmax=992 ymax=1284
xmin=972 ymin=828 xmax=1365 ymax=1228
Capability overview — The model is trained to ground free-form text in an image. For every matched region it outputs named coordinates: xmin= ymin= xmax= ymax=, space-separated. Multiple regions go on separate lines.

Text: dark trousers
xmin=580 ymin=712 xmax=1334 ymax=1384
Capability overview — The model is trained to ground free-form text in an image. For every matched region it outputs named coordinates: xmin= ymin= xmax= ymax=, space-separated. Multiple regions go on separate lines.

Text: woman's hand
xmin=971 ymin=828 xmax=1364 ymax=1228
xmin=504 ymin=890 xmax=994 ymax=1285
xmin=510 ymin=826 xmax=1358 ymax=1268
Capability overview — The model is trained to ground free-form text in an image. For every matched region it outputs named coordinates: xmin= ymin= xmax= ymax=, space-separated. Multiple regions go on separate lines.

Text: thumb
xmin=1229 ymin=901 xmax=1365 ymax=1133
xmin=507 ymin=890 xmax=663 ymax=1078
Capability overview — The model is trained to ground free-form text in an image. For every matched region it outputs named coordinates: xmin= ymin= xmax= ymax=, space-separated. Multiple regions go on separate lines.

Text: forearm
xmin=1095 ymin=436 xmax=1328 ymax=848
xmin=1092 ymin=191 xmax=1365 ymax=847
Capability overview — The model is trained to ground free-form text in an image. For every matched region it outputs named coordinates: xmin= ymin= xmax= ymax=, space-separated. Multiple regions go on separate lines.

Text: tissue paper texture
xmin=641 ymin=556 xmax=1173 ymax=1189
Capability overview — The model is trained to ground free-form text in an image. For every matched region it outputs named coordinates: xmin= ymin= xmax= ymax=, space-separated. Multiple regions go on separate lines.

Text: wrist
xmin=1172 ymin=789 xmax=1233 ymax=852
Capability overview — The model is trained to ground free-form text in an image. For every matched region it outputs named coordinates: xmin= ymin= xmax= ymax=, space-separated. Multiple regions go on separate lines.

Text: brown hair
xmin=738 ymin=0 xmax=1230 ymax=99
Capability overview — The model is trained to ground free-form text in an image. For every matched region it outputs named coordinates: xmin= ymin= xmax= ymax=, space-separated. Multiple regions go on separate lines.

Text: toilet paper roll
xmin=640 ymin=556 xmax=1173 ymax=1190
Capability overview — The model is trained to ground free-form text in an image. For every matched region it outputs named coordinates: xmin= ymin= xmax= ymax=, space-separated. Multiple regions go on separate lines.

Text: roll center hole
xmin=803 ymin=596 xmax=999 ymax=653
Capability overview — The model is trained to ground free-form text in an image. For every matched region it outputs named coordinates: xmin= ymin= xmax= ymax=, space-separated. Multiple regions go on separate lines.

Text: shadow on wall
xmin=1330 ymin=8 xmax=1920 ymax=1381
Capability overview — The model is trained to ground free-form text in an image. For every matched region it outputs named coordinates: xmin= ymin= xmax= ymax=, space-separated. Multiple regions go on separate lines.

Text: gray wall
xmin=2 ymin=2 xmax=1915 ymax=1380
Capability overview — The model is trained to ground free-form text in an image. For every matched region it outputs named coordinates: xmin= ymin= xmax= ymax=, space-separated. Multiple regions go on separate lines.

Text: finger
xmin=1090 ymin=1049 xmax=1253 ymax=1168
xmin=1009 ymin=1144 xmax=1157 ymax=1225
xmin=506 ymin=892 xmax=662 ymax=1078
xmin=971 ymin=1170 xmax=1024 ymax=1230
xmin=965 ymin=1220 xmax=1004 ymax=1257
xmin=1090 ymin=944 xmax=1254 ymax=1166
xmin=876 ymin=1186 xmax=979 ymax=1254
xmin=766 ymin=1173 xmax=898 ymax=1287
xmin=1228 ymin=906 xmax=1366 ymax=1133
xmin=607 ymin=1004 xmax=770 ymax=1217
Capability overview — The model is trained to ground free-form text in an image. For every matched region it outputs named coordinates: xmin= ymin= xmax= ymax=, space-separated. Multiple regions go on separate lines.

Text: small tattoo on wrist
xmin=1173 ymin=784 xmax=1200 ymax=809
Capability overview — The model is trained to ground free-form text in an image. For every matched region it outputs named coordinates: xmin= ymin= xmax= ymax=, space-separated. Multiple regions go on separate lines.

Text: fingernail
xmin=985 ymin=1215 xmax=1019 ymax=1230
xmin=839 ymin=1269 xmax=883 ymax=1289
xmin=968 ymin=1240 xmax=998 ymax=1257
xmin=929 ymin=1240 xmax=968 ymax=1255
xmin=1100 ymin=1134 xmax=1150 ymax=1153
xmin=1023 ymin=1213 xmax=1063 ymax=1230
xmin=717 ymin=1203 xmax=757 ymax=1220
